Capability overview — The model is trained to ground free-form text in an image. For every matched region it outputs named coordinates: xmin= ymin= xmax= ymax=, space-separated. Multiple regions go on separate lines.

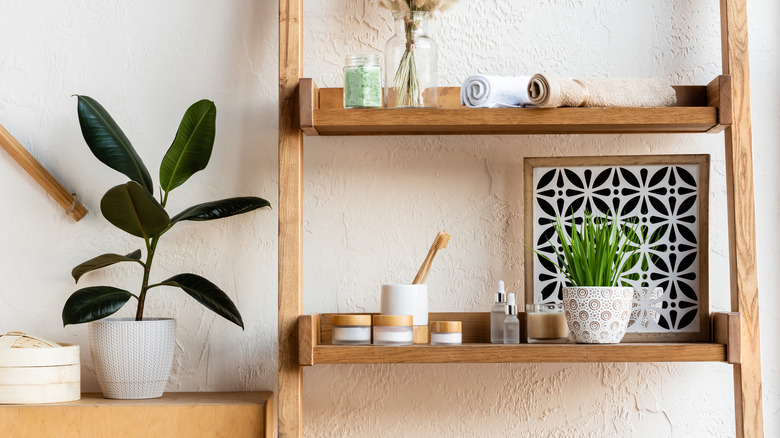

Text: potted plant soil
xmin=529 ymin=210 xmax=640 ymax=344
xmin=63 ymin=96 xmax=270 ymax=399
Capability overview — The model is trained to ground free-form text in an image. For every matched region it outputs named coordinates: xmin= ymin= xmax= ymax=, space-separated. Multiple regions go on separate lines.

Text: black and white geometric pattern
xmin=532 ymin=163 xmax=702 ymax=333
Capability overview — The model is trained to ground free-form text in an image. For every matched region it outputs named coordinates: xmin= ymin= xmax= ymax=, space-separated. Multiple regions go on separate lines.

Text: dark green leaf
xmin=159 ymin=100 xmax=217 ymax=193
xmin=76 ymin=95 xmax=154 ymax=193
xmin=161 ymin=273 xmax=243 ymax=329
xmin=101 ymin=181 xmax=170 ymax=239
xmin=62 ymin=286 xmax=134 ymax=325
xmin=170 ymin=197 xmax=270 ymax=225
xmin=72 ymin=249 xmax=143 ymax=283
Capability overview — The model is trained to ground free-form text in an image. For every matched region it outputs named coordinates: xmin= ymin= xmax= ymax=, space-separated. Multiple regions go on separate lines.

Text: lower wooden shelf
xmin=0 ymin=391 xmax=273 ymax=438
xmin=299 ymin=312 xmax=740 ymax=366
xmin=309 ymin=343 xmax=726 ymax=364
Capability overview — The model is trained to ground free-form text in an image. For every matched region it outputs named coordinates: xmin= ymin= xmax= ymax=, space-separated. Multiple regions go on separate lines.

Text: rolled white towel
xmin=460 ymin=75 xmax=533 ymax=108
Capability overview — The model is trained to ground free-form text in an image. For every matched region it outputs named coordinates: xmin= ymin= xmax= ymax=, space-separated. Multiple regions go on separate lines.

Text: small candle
xmin=526 ymin=303 xmax=570 ymax=343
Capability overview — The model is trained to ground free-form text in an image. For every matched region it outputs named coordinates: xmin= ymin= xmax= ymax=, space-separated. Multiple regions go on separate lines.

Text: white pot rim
xmin=562 ymin=286 xmax=634 ymax=290
xmin=91 ymin=317 xmax=175 ymax=324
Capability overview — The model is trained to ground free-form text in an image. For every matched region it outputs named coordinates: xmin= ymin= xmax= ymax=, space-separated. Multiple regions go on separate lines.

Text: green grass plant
xmin=529 ymin=210 xmax=640 ymax=288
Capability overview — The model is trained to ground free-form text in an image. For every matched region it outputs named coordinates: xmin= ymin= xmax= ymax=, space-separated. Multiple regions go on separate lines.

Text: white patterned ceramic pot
xmin=88 ymin=318 xmax=176 ymax=399
xmin=562 ymin=287 xmax=633 ymax=344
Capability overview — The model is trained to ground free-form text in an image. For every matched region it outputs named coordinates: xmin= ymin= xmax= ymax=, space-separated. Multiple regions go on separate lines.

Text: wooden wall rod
xmin=0 ymin=123 xmax=87 ymax=221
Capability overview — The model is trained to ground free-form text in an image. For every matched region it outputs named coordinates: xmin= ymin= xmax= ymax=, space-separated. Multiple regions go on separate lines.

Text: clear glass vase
xmin=384 ymin=11 xmax=438 ymax=108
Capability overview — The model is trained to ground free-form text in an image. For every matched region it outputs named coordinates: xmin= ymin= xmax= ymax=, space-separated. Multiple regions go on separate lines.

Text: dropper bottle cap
xmin=505 ymin=292 xmax=517 ymax=315
xmin=495 ymin=280 xmax=506 ymax=303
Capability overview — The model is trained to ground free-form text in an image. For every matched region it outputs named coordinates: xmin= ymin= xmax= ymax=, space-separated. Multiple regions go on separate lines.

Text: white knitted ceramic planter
xmin=562 ymin=287 xmax=633 ymax=344
xmin=88 ymin=318 xmax=176 ymax=399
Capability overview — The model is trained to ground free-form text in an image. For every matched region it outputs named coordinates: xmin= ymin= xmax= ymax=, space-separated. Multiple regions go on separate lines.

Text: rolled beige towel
xmin=527 ymin=73 xmax=677 ymax=108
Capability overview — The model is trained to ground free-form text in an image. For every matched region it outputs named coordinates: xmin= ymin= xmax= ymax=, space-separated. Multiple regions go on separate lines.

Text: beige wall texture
xmin=0 ymin=1 xmax=777 ymax=436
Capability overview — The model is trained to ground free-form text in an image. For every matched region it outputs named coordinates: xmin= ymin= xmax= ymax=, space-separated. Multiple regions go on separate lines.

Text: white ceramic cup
xmin=380 ymin=284 xmax=428 ymax=325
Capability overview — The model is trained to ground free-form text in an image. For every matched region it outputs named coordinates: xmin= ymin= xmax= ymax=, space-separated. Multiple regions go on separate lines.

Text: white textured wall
xmin=0 ymin=0 xmax=777 ymax=436
xmin=0 ymin=1 xmax=279 ymax=391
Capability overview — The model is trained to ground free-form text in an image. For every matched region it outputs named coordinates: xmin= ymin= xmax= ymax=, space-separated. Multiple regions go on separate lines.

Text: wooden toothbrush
xmin=412 ymin=231 xmax=452 ymax=284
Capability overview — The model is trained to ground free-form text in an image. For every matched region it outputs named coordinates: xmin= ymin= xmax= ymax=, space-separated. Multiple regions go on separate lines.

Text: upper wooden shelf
xmin=299 ymin=76 xmax=732 ymax=136
xmin=299 ymin=312 xmax=740 ymax=366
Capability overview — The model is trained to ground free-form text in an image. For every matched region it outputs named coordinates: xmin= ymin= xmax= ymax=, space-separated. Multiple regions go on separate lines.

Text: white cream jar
xmin=372 ymin=315 xmax=413 ymax=346
xmin=332 ymin=315 xmax=372 ymax=345
xmin=430 ymin=321 xmax=462 ymax=345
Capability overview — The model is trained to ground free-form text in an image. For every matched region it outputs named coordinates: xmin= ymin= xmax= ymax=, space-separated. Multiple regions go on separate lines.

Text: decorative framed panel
xmin=524 ymin=155 xmax=710 ymax=342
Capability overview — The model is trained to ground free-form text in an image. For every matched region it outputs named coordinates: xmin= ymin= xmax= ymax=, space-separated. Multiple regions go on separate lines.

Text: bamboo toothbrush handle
xmin=412 ymin=231 xmax=452 ymax=284
xmin=412 ymin=244 xmax=437 ymax=284
xmin=415 ymin=249 xmax=438 ymax=284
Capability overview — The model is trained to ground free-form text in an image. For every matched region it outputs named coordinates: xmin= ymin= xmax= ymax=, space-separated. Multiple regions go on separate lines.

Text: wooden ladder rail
xmin=720 ymin=0 xmax=763 ymax=436
xmin=278 ymin=0 xmax=304 ymax=437
xmin=277 ymin=0 xmax=765 ymax=436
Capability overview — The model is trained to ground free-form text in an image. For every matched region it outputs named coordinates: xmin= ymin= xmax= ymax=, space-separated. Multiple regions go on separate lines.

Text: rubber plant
xmin=62 ymin=96 xmax=270 ymax=329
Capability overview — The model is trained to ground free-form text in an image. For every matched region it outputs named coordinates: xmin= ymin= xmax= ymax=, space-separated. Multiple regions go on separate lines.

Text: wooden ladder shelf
xmin=277 ymin=0 xmax=763 ymax=436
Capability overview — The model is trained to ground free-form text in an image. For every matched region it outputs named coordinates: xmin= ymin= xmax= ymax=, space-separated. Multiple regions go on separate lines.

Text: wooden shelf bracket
xmin=0 ymin=123 xmax=87 ymax=221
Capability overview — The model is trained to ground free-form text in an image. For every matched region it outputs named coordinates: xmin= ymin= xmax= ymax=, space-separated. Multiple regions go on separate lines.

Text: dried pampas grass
xmin=378 ymin=0 xmax=459 ymax=13
xmin=379 ymin=1 xmax=399 ymax=11
xmin=378 ymin=0 xmax=460 ymax=107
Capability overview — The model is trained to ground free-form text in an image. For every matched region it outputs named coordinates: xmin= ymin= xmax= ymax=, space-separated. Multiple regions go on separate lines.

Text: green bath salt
xmin=343 ymin=55 xmax=382 ymax=109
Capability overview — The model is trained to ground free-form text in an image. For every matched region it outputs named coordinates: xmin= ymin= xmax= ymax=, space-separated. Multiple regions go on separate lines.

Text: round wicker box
xmin=0 ymin=332 xmax=80 ymax=404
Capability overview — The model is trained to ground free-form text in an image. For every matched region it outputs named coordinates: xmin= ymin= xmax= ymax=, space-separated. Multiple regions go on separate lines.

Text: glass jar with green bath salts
xmin=343 ymin=54 xmax=382 ymax=109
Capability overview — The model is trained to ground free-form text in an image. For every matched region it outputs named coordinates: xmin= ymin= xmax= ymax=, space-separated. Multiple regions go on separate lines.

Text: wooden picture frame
xmin=524 ymin=155 xmax=710 ymax=342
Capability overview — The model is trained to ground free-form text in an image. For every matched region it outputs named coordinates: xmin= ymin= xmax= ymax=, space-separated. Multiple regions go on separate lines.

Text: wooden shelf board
xmin=1 ymin=391 xmax=273 ymax=438
xmin=299 ymin=78 xmax=731 ymax=136
xmin=14 ymin=391 xmax=273 ymax=407
xmin=311 ymin=107 xmax=719 ymax=136
xmin=309 ymin=343 xmax=727 ymax=364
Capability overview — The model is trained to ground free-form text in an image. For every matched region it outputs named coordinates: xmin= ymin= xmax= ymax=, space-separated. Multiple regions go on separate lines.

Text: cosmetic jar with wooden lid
xmin=372 ymin=315 xmax=413 ymax=346
xmin=332 ymin=315 xmax=372 ymax=345
xmin=430 ymin=321 xmax=462 ymax=345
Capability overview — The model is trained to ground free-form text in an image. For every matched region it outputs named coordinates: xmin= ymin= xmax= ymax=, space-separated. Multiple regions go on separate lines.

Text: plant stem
xmin=136 ymin=235 xmax=160 ymax=321
xmin=135 ymin=192 xmax=170 ymax=321
xmin=161 ymin=189 xmax=170 ymax=209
